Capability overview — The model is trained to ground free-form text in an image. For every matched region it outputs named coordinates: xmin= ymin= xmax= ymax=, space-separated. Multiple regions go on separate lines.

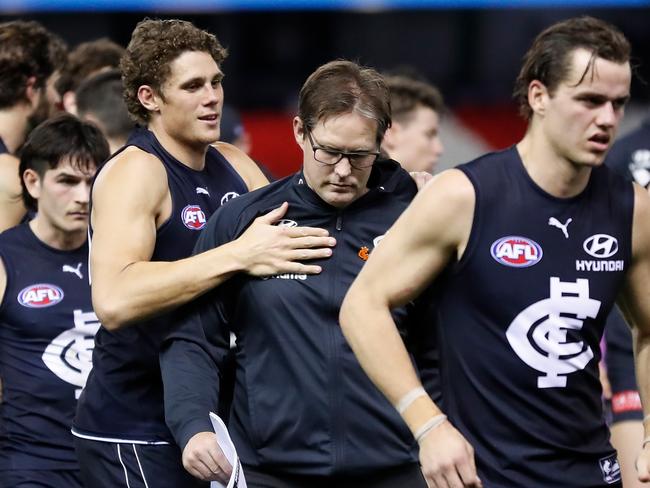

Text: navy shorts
xmin=0 ymin=469 xmax=83 ymax=488
xmin=73 ymin=436 xmax=207 ymax=488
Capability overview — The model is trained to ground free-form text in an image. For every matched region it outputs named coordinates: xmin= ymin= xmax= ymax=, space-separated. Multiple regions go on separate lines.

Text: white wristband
xmin=414 ymin=414 xmax=447 ymax=443
xmin=395 ymin=387 xmax=427 ymax=415
xmin=643 ymin=414 xmax=650 ymax=423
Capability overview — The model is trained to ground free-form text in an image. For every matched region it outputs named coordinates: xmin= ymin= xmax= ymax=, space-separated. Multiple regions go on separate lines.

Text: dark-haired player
xmin=341 ymin=16 xmax=649 ymax=488
xmin=0 ymin=20 xmax=62 ymax=231
xmin=0 ymin=114 xmax=109 ymax=488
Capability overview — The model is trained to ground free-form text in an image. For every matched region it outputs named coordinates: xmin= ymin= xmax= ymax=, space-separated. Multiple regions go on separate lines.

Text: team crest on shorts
xmin=181 ymin=204 xmax=207 ymax=230
xmin=598 ymin=454 xmax=621 ymax=484
xmin=18 ymin=284 xmax=64 ymax=308
xmin=490 ymin=236 xmax=542 ymax=268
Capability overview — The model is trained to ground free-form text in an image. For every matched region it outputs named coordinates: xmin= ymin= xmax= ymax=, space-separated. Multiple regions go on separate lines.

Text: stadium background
xmin=2 ymin=2 xmax=649 ymax=177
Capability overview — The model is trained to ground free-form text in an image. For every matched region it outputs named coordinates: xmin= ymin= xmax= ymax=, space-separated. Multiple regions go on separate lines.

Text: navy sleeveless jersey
xmin=0 ymin=137 xmax=8 ymax=155
xmin=0 ymin=224 xmax=98 ymax=470
xmin=73 ymin=127 xmax=248 ymax=443
xmin=437 ymin=147 xmax=633 ymax=487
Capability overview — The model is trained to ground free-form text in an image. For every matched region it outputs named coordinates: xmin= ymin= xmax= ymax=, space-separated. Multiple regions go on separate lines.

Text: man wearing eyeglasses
xmin=159 ymin=60 xmax=434 ymax=488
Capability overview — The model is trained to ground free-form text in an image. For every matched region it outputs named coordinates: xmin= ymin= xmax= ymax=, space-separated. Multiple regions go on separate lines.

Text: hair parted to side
xmin=122 ymin=19 xmax=228 ymax=125
xmin=19 ymin=114 xmax=110 ymax=212
xmin=55 ymin=38 xmax=124 ymax=96
xmin=513 ymin=16 xmax=630 ymax=120
xmin=298 ymin=60 xmax=391 ymax=145
xmin=0 ymin=20 xmax=55 ymax=109
xmin=385 ymin=75 xmax=445 ymax=124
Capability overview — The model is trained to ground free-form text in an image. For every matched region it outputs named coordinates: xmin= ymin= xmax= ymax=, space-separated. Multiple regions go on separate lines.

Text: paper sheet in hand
xmin=209 ymin=412 xmax=247 ymax=488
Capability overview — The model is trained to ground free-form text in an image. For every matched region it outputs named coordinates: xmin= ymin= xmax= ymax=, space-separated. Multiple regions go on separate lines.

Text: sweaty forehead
xmin=562 ymin=48 xmax=631 ymax=91
xmin=51 ymin=156 xmax=98 ymax=177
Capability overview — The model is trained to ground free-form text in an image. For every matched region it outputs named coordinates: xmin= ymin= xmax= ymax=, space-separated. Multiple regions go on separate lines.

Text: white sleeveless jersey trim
xmin=71 ymin=428 xmax=171 ymax=445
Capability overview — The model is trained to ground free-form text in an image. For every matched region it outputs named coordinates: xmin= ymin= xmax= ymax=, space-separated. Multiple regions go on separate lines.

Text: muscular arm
xmin=340 ymin=169 xmax=481 ymax=487
xmin=616 ymin=184 xmax=650 ymax=482
xmin=0 ymin=154 xmax=26 ymax=232
xmin=91 ymin=148 xmax=335 ymax=331
xmin=213 ymin=142 xmax=268 ymax=191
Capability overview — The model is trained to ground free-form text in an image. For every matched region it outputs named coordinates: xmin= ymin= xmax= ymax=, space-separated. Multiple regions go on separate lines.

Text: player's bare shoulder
xmin=212 ymin=141 xmax=268 ymax=190
xmin=411 ymin=168 xmax=476 ymax=247
xmin=0 ymin=153 xmax=20 ymax=195
xmin=93 ymin=146 xmax=169 ymax=210
xmin=631 ymin=182 xmax=650 ymax=259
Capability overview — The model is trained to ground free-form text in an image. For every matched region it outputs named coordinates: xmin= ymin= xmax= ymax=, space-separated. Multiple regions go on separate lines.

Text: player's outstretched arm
xmin=91 ymin=149 xmax=336 ymax=331
xmin=340 ymin=169 xmax=481 ymax=488
xmin=0 ymin=154 xmax=26 ymax=232
xmin=616 ymin=184 xmax=650 ymax=483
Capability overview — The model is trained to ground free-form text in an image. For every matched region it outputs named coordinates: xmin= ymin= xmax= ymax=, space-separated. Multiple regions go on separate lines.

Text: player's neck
xmin=29 ymin=218 xmax=87 ymax=251
xmin=0 ymin=105 xmax=31 ymax=153
xmin=517 ymin=131 xmax=592 ymax=199
xmin=148 ymin=123 xmax=208 ymax=171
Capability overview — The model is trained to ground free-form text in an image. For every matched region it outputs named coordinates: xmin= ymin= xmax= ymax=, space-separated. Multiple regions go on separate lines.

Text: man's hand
xmin=235 ymin=202 xmax=336 ymax=276
xmin=419 ymin=421 xmax=482 ymax=488
xmin=637 ymin=443 xmax=650 ymax=482
xmin=182 ymin=431 xmax=232 ymax=482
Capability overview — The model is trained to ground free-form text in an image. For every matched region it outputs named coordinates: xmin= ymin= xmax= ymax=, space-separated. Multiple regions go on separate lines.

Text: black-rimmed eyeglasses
xmin=306 ymin=130 xmax=380 ymax=170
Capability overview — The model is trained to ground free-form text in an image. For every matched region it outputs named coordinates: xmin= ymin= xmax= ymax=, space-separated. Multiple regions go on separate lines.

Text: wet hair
xmin=385 ymin=75 xmax=445 ymax=124
xmin=19 ymin=114 xmax=110 ymax=211
xmin=76 ymin=69 xmax=135 ymax=142
xmin=121 ymin=19 xmax=228 ymax=125
xmin=298 ymin=60 xmax=391 ymax=145
xmin=513 ymin=16 xmax=631 ymax=120
xmin=0 ymin=20 xmax=55 ymax=108
xmin=55 ymin=38 xmax=124 ymax=96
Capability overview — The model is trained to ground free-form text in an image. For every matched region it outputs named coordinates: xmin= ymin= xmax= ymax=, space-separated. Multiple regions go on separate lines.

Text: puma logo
xmin=548 ymin=217 xmax=573 ymax=239
xmin=62 ymin=263 xmax=83 ymax=279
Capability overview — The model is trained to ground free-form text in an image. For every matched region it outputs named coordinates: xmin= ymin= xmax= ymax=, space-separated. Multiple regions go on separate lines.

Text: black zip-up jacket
xmin=160 ymin=160 xmax=438 ymax=476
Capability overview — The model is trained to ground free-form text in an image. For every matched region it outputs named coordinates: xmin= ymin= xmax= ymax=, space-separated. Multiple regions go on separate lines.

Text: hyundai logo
xmin=583 ymin=234 xmax=618 ymax=259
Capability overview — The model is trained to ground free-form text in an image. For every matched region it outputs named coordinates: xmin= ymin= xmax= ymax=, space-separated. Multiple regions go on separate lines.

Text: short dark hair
xmin=122 ymin=19 xmax=228 ymax=125
xmin=298 ymin=60 xmax=391 ymax=145
xmin=385 ymin=75 xmax=445 ymax=124
xmin=0 ymin=21 xmax=55 ymax=108
xmin=513 ymin=16 xmax=631 ymax=120
xmin=76 ymin=69 xmax=135 ymax=142
xmin=55 ymin=38 xmax=124 ymax=96
xmin=19 ymin=114 xmax=110 ymax=212
xmin=48 ymin=33 xmax=69 ymax=73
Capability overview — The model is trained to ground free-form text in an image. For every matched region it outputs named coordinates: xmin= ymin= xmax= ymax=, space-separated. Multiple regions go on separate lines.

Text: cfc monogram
xmin=506 ymin=277 xmax=600 ymax=388
xmin=42 ymin=309 xmax=100 ymax=398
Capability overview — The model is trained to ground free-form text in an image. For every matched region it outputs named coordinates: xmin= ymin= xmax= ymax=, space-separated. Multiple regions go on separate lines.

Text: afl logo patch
xmin=181 ymin=205 xmax=207 ymax=230
xmin=18 ymin=284 xmax=64 ymax=308
xmin=491 ymin=236 xmax=543 ymax=268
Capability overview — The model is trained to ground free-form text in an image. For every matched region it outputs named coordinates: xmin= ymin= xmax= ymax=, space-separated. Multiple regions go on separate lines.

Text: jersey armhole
xmin=0 ymin=251 xmax=12 ymax=313
xmin=451 ymin=168 xmax=482 ymax=277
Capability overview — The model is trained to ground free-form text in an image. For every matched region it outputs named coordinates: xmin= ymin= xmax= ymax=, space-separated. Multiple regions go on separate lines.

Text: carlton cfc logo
xmin=181 ymin=204 xmax=207 ymax=230
xmin=18 ymin=284 xmax=64 ymax=308
xmin=491 ymin=236 xmax=543 ymax=268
